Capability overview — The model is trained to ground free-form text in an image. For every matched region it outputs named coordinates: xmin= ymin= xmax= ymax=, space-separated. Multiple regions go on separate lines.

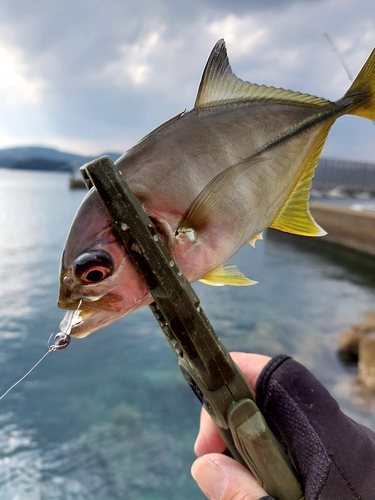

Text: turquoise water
xmin=0 ymin=168 xmax=375 ymax=499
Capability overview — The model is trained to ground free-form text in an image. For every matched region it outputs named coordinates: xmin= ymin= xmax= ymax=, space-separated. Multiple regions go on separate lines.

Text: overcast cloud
xmin=0 ymin=0 xmax=374 ymax=161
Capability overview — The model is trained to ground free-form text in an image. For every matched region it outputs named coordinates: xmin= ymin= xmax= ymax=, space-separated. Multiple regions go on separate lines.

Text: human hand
xmin=193 ymin=350 xmax=375 ymax=500
xmin=191 ymin=352 xmax=273 ymax=500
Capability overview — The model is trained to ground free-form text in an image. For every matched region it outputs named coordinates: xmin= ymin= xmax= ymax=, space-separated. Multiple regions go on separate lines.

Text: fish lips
xmin=57 ymin=295 xmax=123 ymax=338
xmin=57 ymin=288 xmax=153 ymax=338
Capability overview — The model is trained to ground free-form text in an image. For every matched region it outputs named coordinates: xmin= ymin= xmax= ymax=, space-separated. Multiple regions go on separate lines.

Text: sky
xmin=0 ymin=0 xmax=374 ymax=162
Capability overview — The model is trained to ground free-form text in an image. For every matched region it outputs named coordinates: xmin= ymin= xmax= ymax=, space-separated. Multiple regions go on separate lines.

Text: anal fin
xmin=270 ymin=125 xmax=330 ymax=237
xmin=270 ymin=198 xmax=326 ymax=236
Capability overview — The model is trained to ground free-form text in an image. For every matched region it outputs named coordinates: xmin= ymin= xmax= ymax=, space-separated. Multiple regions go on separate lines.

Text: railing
xmin=313 ymin=157 xmax=375 ymax=194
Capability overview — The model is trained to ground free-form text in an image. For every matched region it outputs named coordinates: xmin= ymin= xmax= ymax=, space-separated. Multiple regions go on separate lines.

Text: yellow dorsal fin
xmin=270 ymin=126 xmax=329 ymax=237
xmin=199 ymin=264 xmax=257 ymax=286
xmin=248 ymin=232 xmax=263 ymax=248
xmin=195 ymin=39 xmax=331 ymax=109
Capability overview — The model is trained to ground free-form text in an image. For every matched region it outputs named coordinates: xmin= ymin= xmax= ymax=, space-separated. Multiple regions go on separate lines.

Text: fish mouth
xmin=58 ymin=291 xmax=123 ymax=312
xmin=58 ymin=306 xmax=123 ymax=338
xmin=57 ymin=300 xmax=119 ymax=313
xmin=57 ymin=298 xmax=123 ymax=338
xmin=57 ymin=292 xmax=152 ymax=338
xmin=57 ymin=284 xmax=153 ymax=338
xmin=78 ymin=309 xmax=95 ymax=320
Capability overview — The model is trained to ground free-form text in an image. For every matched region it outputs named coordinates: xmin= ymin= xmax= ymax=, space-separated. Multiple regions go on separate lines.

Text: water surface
xmin=0 ymin=168 xmax=374 ymax=499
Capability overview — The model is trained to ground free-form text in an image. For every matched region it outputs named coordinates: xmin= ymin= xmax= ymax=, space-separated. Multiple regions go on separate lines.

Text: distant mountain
xmin=0 ymin=146 xmax=122 ymax=172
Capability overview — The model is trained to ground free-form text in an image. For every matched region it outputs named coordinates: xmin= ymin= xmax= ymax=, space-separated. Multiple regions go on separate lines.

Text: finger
xmin=194 ymin=408 xmax=226 ymax=456
xmin=191 ymin=453 xmax=270 ymax=500
xmin=229 ymin=352 xmax=271 ymax=391
xmin=194 ymin=353 xmax=272 ymax=456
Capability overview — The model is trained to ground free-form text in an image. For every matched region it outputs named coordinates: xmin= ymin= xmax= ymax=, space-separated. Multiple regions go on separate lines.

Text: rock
xmin=359 ymin=331 xmax=375 ymax=390
xmin=338 ymin=330 xmax=363 ymax=362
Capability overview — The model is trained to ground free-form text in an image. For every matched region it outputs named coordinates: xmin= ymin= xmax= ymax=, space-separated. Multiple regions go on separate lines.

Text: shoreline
xmin=309 ymin=202 xmax=375 ymax=256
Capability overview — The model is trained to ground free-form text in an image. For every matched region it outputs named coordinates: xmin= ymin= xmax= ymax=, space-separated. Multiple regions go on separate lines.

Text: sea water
xmin=0 ymin=168 xmax=375 ymax=499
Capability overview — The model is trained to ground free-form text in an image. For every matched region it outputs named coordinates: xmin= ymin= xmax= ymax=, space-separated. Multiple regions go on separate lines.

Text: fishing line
xmin=324 ymin=32 xmax=354 ymax=82
xmin=324 ymin=32 xmax=375 ymax=130
xmin=0 ymin=350 xmax=52 ymax=401
xmin=0 ymin=300 xmax=82 ymax=401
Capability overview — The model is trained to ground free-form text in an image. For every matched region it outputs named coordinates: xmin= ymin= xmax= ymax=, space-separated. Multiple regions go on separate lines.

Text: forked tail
xmin=344 ymin=48 xmax=375 ymax=121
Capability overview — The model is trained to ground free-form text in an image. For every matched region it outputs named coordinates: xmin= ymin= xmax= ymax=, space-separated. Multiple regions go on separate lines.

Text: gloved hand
xmin=192 ymin=352 xmax=375 ymax=500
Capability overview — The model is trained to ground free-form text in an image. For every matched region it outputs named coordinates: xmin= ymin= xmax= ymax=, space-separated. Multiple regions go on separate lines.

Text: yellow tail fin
xmin=344 ymin=48 xmax=375 ymax=120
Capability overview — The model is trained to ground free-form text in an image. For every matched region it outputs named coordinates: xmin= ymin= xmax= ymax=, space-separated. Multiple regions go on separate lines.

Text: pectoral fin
xmin=177 ymin=156 xmax=265 ymax=233
xmin=199 ymin=264 xmax=257 ymax=286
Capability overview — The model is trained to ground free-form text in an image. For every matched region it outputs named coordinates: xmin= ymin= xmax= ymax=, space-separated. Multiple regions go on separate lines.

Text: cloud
xmin=0 ymin=0 xmax=374 ymax=160
xmin=101 ymin=29 xmax=167 ymax=87
xmin=207 ymin=15 xmax=267 ymax=58
xmin=0 ymin=45 xmax=44 ymax=106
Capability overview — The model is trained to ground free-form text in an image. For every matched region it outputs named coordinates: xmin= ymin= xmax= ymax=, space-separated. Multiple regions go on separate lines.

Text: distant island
xmin=0 ymin=146 xmax=121 ymax=173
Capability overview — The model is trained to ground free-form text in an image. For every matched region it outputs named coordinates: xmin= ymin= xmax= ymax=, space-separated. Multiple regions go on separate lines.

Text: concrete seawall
xmin=310 ymin=202 xmax=375 ymax=256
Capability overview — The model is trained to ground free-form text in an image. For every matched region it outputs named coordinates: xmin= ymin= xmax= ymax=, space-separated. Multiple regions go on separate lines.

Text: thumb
xmin=191 ymin=453 xmax=273 ymax=500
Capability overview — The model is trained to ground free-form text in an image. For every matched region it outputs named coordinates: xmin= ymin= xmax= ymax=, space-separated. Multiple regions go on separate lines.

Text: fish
xmin=58 ymin=39 xmax=375 ymax=338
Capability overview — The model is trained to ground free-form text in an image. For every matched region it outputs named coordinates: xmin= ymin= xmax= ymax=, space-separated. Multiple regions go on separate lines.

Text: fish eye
xmin=74 ymin=251 xmax=114 ymax=284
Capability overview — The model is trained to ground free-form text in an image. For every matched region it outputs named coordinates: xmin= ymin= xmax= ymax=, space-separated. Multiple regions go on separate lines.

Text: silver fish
xmin=58 ymin=39 xmax=375 ymax=338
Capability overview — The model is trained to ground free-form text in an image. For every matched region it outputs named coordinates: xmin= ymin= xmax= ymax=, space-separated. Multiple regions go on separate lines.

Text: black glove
xmin=256 ymin=355 xmax=375 ymax=499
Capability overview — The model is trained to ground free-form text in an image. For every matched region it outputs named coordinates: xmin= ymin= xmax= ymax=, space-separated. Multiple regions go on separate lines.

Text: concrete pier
xmin=310 ymin=202 xmax=375 ymax=256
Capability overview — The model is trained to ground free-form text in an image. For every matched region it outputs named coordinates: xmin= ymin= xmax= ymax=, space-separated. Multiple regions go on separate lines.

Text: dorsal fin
xmin=195 ymin=39 xmax=331 ymax=109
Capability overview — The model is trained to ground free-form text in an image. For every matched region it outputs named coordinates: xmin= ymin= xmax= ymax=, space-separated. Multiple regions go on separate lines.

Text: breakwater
xmin=310 ymin=202 xmax=375 ymax=256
